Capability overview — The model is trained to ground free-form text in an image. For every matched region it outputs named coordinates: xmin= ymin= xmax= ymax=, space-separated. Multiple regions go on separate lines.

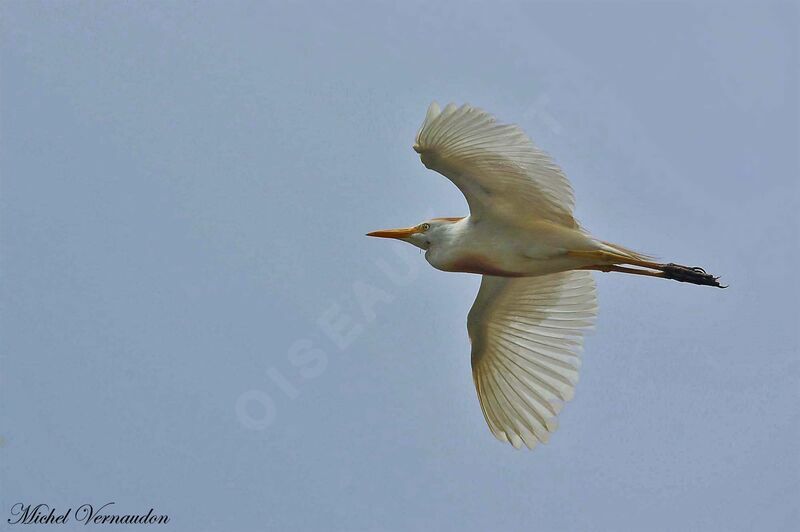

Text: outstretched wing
xmin=468 ymin=271 xmax=597 ymax=449
xmin=414 ymin=102 xmax=576 ymax=227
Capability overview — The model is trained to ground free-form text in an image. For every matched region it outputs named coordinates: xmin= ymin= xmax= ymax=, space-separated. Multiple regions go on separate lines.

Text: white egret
xmin=368 ymin=102 xmax=723 ymax=449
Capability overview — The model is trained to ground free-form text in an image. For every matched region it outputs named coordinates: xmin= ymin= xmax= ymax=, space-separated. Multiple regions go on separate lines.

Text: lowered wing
xmin=468 ymin=271 xmax=597 ymax=449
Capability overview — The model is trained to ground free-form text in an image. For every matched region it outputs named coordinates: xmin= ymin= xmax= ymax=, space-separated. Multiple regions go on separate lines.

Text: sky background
xmin=2 ymin=1 xmax=798 ymax=531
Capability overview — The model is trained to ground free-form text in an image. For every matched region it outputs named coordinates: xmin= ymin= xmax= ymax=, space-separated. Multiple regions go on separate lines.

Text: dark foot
xmin=662 ymin=263 xmax=726 ymax=288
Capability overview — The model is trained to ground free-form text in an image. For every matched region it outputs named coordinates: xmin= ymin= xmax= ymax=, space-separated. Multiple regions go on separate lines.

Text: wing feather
xmin=468 ymin=271 xmax=597 ymax=449
xmin=415 ymin=102 xmax=576 ymax=227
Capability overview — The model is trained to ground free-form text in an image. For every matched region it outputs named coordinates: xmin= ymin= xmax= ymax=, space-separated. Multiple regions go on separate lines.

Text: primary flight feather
xmin=368 ymin=102 xmax=723 ymax=449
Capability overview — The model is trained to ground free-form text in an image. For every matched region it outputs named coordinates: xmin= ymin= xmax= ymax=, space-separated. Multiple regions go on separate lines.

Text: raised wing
xmin=468 ymin=271 xmax=597 ymax=449
xmin=414 ymin=102 xmax=576 ymax=227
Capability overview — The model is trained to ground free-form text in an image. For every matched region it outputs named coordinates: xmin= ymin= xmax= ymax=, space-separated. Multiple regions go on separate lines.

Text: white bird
xmin=368 ymin=102 xmax=723 ymax=450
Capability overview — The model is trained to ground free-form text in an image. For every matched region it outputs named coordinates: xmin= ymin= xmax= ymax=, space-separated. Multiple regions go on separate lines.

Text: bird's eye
xmin=420 ymin=223 xmax=430 ymax=231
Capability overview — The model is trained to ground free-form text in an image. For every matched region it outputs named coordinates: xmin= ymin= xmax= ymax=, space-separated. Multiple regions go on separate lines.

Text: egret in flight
xmin=368 ymin=102 xmax=723 ymax=449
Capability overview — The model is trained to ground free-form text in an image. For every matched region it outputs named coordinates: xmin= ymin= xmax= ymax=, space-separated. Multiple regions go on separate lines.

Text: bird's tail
xmin=599 ymin=240 xmax=656 ymax=262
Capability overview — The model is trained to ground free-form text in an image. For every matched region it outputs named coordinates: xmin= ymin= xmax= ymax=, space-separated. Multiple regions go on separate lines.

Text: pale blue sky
xmin=2 ymin=1 xmax=798 ymax=531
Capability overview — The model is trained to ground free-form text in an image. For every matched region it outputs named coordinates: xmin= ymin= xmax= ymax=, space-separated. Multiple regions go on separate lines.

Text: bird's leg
xmin=582 ymin=265 xmax=665 ymax=279
xmin=658 ymin=263 xmax=726 ymax=287
xmin=613 ymin=257 xmax=725 ymax=287
xmin=570 ymin=251 xmax=725 ymax=288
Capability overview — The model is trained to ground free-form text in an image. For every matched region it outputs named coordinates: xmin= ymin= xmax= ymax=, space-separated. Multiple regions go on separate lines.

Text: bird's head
xmin=366 ymin=218 xmax=461 ymax=250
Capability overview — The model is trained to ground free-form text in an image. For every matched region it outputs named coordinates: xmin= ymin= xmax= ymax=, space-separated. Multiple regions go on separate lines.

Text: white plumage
xmin=368 ymin=102 xmax=723 ymax=449
xmin=469 ymin=271 xmax=596 ymax=449
xmin=415 ymin=102 xmax=575 ymax=227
